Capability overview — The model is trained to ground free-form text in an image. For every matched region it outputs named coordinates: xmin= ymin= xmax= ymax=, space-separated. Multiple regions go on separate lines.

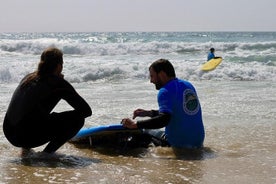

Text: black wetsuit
xmin=3 ymin=74 xmax=92 ymax=153
xmin=137 ymin=111 xmax=171 ymax=146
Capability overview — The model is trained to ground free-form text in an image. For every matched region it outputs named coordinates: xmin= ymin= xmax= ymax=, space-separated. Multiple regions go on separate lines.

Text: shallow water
xmin=1 ymin=30 xmax=276 ymax=184
xmin=0 ymin=80 xmax=275 ymax=184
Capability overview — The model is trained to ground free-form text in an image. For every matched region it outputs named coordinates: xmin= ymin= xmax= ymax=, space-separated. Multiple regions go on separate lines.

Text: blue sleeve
xmin=158 ymin=88 xmax=173 ymax=114
xmin=207 ymin=53 xmax=215 ymax=61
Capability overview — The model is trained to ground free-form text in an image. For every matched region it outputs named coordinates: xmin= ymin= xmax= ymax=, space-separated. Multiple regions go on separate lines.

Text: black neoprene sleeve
xmin=136 ymin=113 xmax=171 ymax=129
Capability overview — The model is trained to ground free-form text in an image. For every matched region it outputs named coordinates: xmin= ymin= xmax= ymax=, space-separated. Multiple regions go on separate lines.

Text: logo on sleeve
xmin=183 ymin=89 xmax=199 ymax=115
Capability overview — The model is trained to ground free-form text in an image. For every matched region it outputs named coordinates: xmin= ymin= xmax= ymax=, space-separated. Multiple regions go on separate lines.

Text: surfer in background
xmin=207 ymin=48 xmax=215 ymax=61
xmin=121 ymin=59 xmax=205 ymax=148
xmin=3 ymin=47 xmax=92 ymax=155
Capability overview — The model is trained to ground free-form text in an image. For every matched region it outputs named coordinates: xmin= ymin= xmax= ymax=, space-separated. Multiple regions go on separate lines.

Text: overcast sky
xmin=1 ymin=0 xmax=276 ymax=32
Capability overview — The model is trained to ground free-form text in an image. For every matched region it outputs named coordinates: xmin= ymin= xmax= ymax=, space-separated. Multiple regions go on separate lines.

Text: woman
xmin=3 ymin=47 xmax=92 ymax=154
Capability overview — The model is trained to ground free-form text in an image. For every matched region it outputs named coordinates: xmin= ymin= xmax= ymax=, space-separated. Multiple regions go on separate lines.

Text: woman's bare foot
xmin=21 ymin=148 xmax=35 ymax=157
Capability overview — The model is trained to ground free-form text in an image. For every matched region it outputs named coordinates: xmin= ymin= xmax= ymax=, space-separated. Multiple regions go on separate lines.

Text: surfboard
xmin=201 ymin=57 xmax=223 ymax=71
xmin=69 ymin=124 xmax=153 ymax=148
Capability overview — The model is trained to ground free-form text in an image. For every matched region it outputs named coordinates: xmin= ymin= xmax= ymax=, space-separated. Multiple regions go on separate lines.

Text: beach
xmin=0 ymin=32 xmax=275 ymax=183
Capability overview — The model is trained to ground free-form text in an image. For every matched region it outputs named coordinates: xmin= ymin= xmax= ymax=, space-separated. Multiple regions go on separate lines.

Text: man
xmin=207 ymin=48 xmax=215 ymax=61
xmin=121 ymin=59 xmax=205 ymax=148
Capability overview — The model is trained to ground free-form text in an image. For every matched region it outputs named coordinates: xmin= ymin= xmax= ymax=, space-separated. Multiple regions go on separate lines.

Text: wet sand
xmin=0 ymin=81 xmax=275 ymax=184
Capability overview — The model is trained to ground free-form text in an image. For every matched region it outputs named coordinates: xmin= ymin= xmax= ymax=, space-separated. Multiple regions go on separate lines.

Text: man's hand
xmin=121 ymin=118 xmax=138 ymax=129
xmin=133 ymin=109 xmax=151 ymax=119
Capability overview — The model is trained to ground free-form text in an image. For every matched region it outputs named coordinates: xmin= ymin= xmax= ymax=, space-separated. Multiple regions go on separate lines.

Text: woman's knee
xmin=50 ymin=111 xmax=85 ymax=131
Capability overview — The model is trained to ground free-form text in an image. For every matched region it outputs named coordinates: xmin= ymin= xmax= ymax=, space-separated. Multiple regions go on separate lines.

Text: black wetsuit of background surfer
xmin=3 ymin=74 xmax=92 ymax=153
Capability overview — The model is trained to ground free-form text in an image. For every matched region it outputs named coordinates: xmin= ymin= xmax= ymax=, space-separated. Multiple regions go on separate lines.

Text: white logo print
xmin=183 ymin=89 xmax=199 ymax=115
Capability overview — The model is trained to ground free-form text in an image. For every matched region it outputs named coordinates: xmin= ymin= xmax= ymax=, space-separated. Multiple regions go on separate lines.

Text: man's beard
xmin=155 ymin=82 xmax=162 ymax=90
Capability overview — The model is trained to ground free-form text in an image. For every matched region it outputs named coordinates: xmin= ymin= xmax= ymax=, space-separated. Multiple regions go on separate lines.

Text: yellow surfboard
xmin=201 ymin=57 xmax=223 ymax=71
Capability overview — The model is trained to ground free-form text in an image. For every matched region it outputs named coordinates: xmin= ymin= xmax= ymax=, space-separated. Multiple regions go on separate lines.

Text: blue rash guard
xmin=158 ymin=78 xmax=205 ymax=148
xmin=207 ymin=52 xmax=215 ymax=61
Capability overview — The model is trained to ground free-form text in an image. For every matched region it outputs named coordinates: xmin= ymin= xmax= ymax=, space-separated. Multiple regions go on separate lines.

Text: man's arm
xmin=122 ymin=112 xmax=171 ymax=129
xmin=137 ymin=112 xmax=170 ymax=129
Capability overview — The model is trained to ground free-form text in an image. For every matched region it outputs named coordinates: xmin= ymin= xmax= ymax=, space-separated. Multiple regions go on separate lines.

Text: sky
xmin=1 ymin=0 xmax=276 ymax=32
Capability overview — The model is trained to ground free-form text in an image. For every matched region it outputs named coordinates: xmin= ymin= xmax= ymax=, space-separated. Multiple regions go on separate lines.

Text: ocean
xmin=0 ymin=32 xmax=275 ymax=183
